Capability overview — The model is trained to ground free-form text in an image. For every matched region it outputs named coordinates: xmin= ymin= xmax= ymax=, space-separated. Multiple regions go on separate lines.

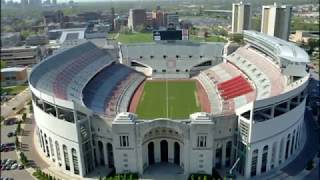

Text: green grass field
xmin=189 ymin=35 xmax=227 ymax=43
xmin=1 ymin=85 xmax=28 ymax=95
xmin=118 ymin=33 xmax=153 ymax=43
xmin=136 ymin=81 xmax=200 ymax=119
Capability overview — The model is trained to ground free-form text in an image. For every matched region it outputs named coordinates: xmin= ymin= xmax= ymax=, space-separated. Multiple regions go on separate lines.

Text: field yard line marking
xmin=194 ymin=91 xmax=200 ymax=108
xmin=166 ymin=75 xmax=169 ymax=118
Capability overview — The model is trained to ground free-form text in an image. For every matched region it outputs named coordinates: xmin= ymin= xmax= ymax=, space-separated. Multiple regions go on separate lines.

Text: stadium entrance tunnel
xmin=142 ymin=127 xmax=184 ymax=172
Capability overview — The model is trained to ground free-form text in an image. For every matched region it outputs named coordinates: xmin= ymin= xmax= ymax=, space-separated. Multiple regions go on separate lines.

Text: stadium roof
xmin=29 ymin=41 xmax=114 ymax=104
xmin=244 ymin=31 xmax=309 ymax=63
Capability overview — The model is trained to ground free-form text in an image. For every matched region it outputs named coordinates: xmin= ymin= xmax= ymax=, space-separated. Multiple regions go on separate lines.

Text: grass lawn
xmin=136 ymin=81 xmax=200 ymax=119
xmin=1 ymin=85 xmax=28 ymax=95
xmin=117 ymin=32 xmax=153 ymax=43
xmin=190 ymin=35 xmax=227 ymax=43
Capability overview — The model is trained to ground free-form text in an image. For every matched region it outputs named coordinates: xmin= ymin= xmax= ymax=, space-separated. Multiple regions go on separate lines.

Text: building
xmin=127 ymin=9 xmax=146 ymax=31
xmin=43 ymin=10 xmax=64 ymax=25
xmin=85 ymin=23 xmax=109 ymax=39
xmin=166 ymin=12 xmax=179 ymax=28
xmin=111 ymin=7 xmax=116 ymax=31
xmin=114 ymin=16 xmax=128 ymax=32
xmin=47 ymin=28 xmax=86 ymax=51
xmin=1 ymin=67 xmax=28 ymax=87
xmin=1 ymin=46 xmax=41 ymax=67
xmin=77 ymin=12 xmax=101 ymax=22
xmin=21 ymin=0 xmax=28 ymax=6
xmin=52 ymin=0 xmax=57 ymax=5
xmin=289 ymin=30 xmax=320 ymax=43
xmin=26 ymin=35 xmax=49 ymax=46
xmin=29 ymin=0 xmax=41 ymax=6
xmin=152 ymin=11 xmax=167 ymax=29
xmin=29 ymin=30 xmax=309 ymax=179
xmin=261 ymin=3 xmax=292 ymax=40
xmin=231 ymin=1 xmax=251 ymax=33
xmin=1 ymin=32 xmax=21 ymax=48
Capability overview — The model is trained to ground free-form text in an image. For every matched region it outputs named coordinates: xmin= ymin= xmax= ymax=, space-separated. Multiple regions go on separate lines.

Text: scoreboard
xmin=153 ymin=29 xmax=189 ymax=41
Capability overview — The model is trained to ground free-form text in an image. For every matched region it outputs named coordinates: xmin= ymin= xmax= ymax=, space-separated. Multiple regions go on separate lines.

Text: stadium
xmin=29 ymin=30 xmax=310 ymax=179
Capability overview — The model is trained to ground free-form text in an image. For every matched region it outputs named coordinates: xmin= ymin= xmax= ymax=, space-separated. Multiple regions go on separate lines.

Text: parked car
xmin=7 ymin=132 xmax=14 ymax=137
xmin=3 ymin=118 xmax=17 ymax=126
xmin=10 ymin=164 xmax=17 ymax=170
xmin=18 ymin=164 xmax=24 ymax=170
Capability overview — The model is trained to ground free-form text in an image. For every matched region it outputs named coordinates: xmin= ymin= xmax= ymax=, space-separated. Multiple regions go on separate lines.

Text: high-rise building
xmin=261 ymin=3 xmax=292 ymax=40
xmin=166 ymin=12 xmax=179 ymax=28
xmin=52 ymin=0 xmax=57 ymax=5
xmin=231 ymin=1 xmax=251 ymax=33
xmin=127 ymin=9 xmax=146 ymax=31
xmin=152 ymin=11 xmax=167 ymax=29
xmin=21 ymin=0 xmax=28 ymax=6
xmin=111 ymin=7 xmax=116 ymax=31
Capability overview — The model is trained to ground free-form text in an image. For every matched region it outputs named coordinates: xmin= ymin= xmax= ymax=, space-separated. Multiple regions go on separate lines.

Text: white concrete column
xmin=266 ymin=143 xmax=272 ymax=172
xmin=273 ymin=140 xmax=280 ymax=168
xmin=183 ymin=136 xmax=190 ymax=175
xmin=155 ymin=139 xmax=160 ymax=163
xmin=281 ymin=136 xmax=287 ymax=164
xmin=137 ymin=140 xmax=144 ymax=175
xmin=244 ymin=148 xmax=253 ymax=178
xmin=168 ymin=140 xmax=174 ymax=163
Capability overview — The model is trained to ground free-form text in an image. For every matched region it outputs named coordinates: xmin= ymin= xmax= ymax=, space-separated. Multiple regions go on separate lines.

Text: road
xmin=1 ymin=88 xmax=31 ymax=118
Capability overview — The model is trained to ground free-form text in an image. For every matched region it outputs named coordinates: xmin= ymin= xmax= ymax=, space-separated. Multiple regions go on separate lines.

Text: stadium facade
xmin=29 ymin=30 xmax=310 ymax=179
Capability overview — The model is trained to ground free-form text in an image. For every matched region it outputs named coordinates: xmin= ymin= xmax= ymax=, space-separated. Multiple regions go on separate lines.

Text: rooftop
xmin=1 ymin=67 xmax=26 ymax=72
xmin=244 ymin=31 xmax=310 ymax=63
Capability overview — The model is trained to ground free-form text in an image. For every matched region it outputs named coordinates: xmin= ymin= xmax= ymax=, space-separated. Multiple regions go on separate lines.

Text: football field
xmin=136 ymin=80 xmax=200 ymax=119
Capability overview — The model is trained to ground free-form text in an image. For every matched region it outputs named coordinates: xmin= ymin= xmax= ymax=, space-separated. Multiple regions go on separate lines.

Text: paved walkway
xmin=141 ymin=163 xmax=186 ymax=180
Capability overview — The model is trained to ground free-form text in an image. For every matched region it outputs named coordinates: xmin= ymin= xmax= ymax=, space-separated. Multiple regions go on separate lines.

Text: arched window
xmin=49 ymin=137 xmax=55 ymax=158
xmin=295 ymin=127 xmax=299 ymax=150
xmin=98 ymin=141 xmax=105 ymax=165
xmin=107 ymin=143 xmax=114 ymax=168
xmin=261 ymin=145 xmax=268 ymax=173
xmin=285 ymin=134 xmax=291 ymax=160
xmin=63 ymin=145 xmax=70 ymax=171
xmin=291 ymin=130 xmax=296 ymax=155
xmin=72 ymin=148 xmax=79 ymax=175
xmin=55 ymin=141 xmax=61 ymax=160
xmin=44 ymin=133 xmax=50 ymax=157
xmin=251 ymin=149 xmax=259 ymax=177
xmin=225 ymin=141 xmax=232 ymax=167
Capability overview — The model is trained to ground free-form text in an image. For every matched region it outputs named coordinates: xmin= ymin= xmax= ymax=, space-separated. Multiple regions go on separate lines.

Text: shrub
xmin=188 ymin=174 xmax=213 ymax=180
xmin=306 ymin=160 xmax=314 ymax=170
xmin=22 ymin=113 xmax=27 ymax=121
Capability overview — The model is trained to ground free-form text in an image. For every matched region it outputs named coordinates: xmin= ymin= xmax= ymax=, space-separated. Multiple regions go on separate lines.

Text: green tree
xmin=134 ymin=25 xmax=145 ymax=33
xmin=17 ymin=121 xmax=21 ymax=135
xmin=20 ymin=30 xmax=36 ymax=41
xmin=120 ymin=26 xmax=131 ymax=34
xmin=15 ymin=136 xmax=20 ymax=150
xmin=0 ymin=116 xmax=4 ymax=122
xmin=0 ymin=60 xmax=6 ymax=69
xmin=22 ymin=113 xmax=27 ymax=122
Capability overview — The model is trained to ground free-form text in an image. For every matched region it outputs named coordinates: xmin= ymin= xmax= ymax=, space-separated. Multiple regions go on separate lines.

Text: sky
xmin=9 ymin=0 xmax=153 ymax=2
